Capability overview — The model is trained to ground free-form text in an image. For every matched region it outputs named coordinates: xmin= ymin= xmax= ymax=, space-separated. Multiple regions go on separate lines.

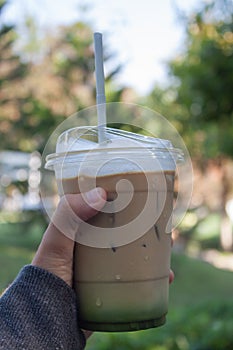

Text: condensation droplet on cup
xmin=108 ymin=213 xmax=115 ymax=225
xmin=96 ymin=297 xmax=102 ymax=307
xmin=115 ymin=274 xmax=121 ymax=280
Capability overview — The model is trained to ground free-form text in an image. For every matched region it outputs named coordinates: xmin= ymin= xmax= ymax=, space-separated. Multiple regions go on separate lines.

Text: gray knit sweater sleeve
xmin=0 ymin=265 xmax=86 ymax=350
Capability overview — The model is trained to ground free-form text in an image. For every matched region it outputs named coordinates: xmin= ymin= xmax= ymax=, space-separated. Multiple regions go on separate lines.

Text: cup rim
xmin=45 ymin=146 xmax=184 ymax=170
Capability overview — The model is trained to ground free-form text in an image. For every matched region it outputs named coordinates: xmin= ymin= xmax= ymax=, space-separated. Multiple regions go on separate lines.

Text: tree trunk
xmin=220 ymin=213 xmax=233 ymax=251
xmin=219 ymin=158 xmax=232 ymax=251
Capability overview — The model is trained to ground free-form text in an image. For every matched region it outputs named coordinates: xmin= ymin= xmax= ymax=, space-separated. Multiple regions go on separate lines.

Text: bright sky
xmin=2 ymin=0 xmax=203 ymax=95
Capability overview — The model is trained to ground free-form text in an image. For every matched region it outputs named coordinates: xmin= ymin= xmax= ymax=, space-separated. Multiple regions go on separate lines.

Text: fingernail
xmin=85 ymin=188 xmax=104 ymax=205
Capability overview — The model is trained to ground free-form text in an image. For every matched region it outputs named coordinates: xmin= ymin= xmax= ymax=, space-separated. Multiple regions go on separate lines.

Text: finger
xmin=50 ymin=187 xmax=107 ymax=241
xmin=32 ymin=188 xmax=107 ymax=282
xmin=169 ymin=269 xmax=175 ymax=284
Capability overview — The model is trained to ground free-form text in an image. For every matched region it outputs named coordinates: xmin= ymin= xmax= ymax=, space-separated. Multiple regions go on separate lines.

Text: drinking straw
xmin=94 ymin=32 xmax=107 ymax=143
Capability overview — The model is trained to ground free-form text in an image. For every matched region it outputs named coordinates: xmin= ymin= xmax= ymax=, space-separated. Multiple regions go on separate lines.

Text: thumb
xmin=52 ymin=187 xmax=107 ymax=240
xmin=67 ymin=187 xmax=107 ymax=221
xmin=32 ymin=188 xmax=106 ymax=284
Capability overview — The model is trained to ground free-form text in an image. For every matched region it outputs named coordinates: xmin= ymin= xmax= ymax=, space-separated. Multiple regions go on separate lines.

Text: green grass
xmin=170 ymin=253 xmax=233 ymax=306
xmin=86 ymin=254 xmax=233 ymax=350
xmin=0 ymin=246 xmax=33 ymax=290
xmin=86 ymin=298 xmax=233 ymax=350
xmin=0 ymin=215 xmax=46 ymax=291
xmin=1 ymin=218 xmax=233 ymax=349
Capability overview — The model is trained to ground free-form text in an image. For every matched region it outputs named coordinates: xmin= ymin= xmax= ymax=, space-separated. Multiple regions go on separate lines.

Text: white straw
xmin=94 ymin=32 xmax=107 ymax=143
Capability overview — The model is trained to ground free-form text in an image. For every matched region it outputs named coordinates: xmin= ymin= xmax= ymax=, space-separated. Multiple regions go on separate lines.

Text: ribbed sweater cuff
xmin=0 ymin=265 xmax=86 ymax=350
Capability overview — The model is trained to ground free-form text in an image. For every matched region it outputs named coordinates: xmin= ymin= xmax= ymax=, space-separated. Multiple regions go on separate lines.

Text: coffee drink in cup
xmin=45 ymin=126 xmax=183 ymax=332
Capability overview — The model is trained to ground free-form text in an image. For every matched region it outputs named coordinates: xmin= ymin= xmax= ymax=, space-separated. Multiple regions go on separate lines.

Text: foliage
xmin=0 ymin=0 xmax=28 ymax=150
xmin=146 ymin=0 xmax=233 ymax=251
xmin=0 ymin=2 xmax=127 ymax=153
xmin=147 ymin=0 xmax=233 ymax=160
xmin=168 ymin=0 xmax=233 ymax=159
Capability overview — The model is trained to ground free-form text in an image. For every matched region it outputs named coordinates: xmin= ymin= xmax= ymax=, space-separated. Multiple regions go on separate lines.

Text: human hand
xmin=32 ymin=187 xmax=174 ymax=339
xmin=32 ymin=187 xmax=107 ymax=286
xmin=169 ymin=269 xmax=174 ymax=284
xmin=32 ymin=186 xmax=175 ymax=286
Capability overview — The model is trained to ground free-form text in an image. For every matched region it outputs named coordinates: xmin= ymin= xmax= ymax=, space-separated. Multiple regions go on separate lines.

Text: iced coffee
xmin=45 ymin=126 xmax=182 ymax=332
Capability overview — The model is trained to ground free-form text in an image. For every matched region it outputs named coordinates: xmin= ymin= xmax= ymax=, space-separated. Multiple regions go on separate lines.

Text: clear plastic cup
xmin=45 ymin=126 xmax=184 ymax=332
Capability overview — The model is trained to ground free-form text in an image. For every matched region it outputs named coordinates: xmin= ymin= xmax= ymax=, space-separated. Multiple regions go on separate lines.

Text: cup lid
xmin=45 ymin=126 xmax=184 ymax=170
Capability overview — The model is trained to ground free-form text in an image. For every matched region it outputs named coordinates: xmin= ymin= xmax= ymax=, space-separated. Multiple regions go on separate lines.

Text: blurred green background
xmin=0 ymin=0 xmax=233 ymax=349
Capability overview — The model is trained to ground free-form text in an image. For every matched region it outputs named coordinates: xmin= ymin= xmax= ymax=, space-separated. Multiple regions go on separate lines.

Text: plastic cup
xmin=45 ymin=126 xmax=184 ymax=332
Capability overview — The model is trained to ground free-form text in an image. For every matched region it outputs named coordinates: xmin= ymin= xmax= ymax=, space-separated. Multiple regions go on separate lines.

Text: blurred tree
xmin=0 ymin=0 xmax=28 ymax=150
xmin=18 ymin=22 xmax=126 ymax=153
xmin=20 ymin=15 xmax=45 ymax=63
xmin=148 ymin=0 xmax=233 ymax=250
xmin=0 ymin=3 xmax=127 ymax=153
xmin=169 ymin=0 xmax=233 ymax=157
xmin=171 ymin=0 xmax=233 ymax=250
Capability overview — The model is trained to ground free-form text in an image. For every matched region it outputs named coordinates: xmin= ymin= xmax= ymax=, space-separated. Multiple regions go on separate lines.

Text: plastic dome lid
xmin=45 ymin=126 xmax=184 ymax=171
